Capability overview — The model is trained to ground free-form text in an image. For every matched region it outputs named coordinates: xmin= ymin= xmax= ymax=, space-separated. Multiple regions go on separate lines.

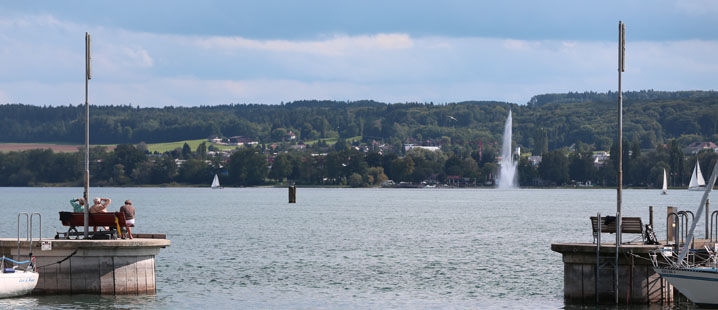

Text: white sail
xmin=211 ymin=174 xmax=221 ymax=189
xmin=696 ymin=161 xmax=706 ymax=186
xmin=689 ymin=161 xmax=706 ymax=190
xmin=662 ymin=169 xmax=668 ymax=194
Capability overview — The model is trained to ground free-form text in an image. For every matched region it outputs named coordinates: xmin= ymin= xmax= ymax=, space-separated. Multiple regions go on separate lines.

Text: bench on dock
xmin=56 ymin=212 xmax=133 ymax=240
xmin=590 ymin=216 xmax=645 ymax=244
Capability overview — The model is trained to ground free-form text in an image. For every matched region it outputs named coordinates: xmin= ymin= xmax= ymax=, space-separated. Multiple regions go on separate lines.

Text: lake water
xmin=0 ymin=187 xmax=709 ymax=309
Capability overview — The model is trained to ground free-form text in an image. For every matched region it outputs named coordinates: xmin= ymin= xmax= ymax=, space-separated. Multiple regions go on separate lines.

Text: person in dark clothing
xmin=120 ymin=200 xmax=135 ymax=239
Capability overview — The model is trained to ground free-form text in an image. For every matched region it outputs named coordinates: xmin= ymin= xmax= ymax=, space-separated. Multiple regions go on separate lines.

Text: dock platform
xmin=551 ymin=241 xmax=674 ymax=304
xmin=1 ymin=236 xmax=170 ymax=295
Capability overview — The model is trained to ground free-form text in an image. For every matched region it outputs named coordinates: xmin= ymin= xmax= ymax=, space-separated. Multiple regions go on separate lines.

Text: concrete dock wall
xmin=552 ymin=243 xmax=673 ymax=304
xmin=1 ymin=238 xmax=169 ymax=295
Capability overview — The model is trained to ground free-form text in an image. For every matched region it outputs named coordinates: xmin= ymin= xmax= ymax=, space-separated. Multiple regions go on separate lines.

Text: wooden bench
xmin=590 ymin=216 xmax=645 ymax=244
xmin=56 ymin=212 xmax=132 ymax=239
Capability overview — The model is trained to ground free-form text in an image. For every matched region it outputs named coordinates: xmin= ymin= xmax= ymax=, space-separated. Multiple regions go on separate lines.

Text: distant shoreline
xmin=7 ymin=183 xmax=677 ymax=190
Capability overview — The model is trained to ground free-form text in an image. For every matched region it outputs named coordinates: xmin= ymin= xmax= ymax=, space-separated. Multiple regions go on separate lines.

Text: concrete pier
xmin=551 ymin=242 xmax=673 ymax=304
xmin=1 ymin=237 xmax=170 ymax=295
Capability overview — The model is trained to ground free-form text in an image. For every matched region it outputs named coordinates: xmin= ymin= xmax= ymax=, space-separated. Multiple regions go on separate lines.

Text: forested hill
xmin=1 ymin=90 xmax=717 ymax=152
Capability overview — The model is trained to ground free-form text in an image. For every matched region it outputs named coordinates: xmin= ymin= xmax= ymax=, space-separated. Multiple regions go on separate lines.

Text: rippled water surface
xmin=0 ymin=187 xmax=708 ymax=309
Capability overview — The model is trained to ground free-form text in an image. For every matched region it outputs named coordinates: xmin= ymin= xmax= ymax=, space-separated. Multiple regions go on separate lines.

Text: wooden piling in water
xmin=288 ymin=186 xmax=296 ymax=203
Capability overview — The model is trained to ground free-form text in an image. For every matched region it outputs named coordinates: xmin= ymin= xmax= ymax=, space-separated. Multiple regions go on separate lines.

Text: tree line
xmin=1 ymin=139 xmax=716 ymax=188
xmin=2 ymin=90 xmax=717 ymax=156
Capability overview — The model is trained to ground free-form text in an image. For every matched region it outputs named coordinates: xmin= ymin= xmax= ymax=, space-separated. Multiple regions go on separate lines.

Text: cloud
xmin=0 ymin=13 xmax=716 ymax=107
xmin=121 ymin=47 xmax=154 ymax=67
xmin=195 ymin=33 xmax=414 ymax=56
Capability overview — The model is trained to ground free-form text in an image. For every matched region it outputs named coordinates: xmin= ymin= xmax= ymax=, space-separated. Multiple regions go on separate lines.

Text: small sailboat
xmin=661 ymin=169 xmax=668 ymax=195
xmin=688 ymin=160 xmax=706 ymax=191
xmin=211 ymin=174 xmax=222 ymax=189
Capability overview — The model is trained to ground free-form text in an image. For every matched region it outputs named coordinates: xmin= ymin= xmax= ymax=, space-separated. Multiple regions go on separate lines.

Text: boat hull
xmin=0 ymin=270 xmax=38 ymax=298
xmin=655 ymin=267 xmax=718 ymax=307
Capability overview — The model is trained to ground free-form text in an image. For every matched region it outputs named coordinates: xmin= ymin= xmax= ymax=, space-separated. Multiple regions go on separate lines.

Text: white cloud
xmin=0 ymin=13 xmax=716 ymax=107
xmin=195 ymin=33 xmax=414 ymax=56
xmin=121 ymin=47 xmax=154 ymax=67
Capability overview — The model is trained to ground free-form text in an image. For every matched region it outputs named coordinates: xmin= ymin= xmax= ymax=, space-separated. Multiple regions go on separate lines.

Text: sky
xmin=0 ymin=0 xmax=717 ymax=107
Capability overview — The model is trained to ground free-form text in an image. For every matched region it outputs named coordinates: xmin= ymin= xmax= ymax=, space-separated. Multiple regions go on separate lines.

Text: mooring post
xmin=649 ymin=206 xmax=654 ymax=229
xmin=667 ymin=206 xmax=676 ymax=244
xmin=706 ymin=199 xmax=711 ymax=239
xmin=288 ymin=186 xmax=296 ymax=203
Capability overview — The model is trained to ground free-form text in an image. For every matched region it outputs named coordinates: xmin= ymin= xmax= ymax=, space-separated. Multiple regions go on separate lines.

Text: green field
xmin=2 ymin=136 xmax=365 ymax=154
xmin=303 ymin=136 xmax=362 ymax=146
xmin=145 ymin=139 xmax=238 ymax=153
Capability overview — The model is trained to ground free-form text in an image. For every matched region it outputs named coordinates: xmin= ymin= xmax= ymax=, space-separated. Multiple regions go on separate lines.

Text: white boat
xmin=662 ymin=169 xmax=668 ymax=195
xmin=0 ymin=257 xmax=38 ymax=298
xmin=211 ymin=174 xmax=222 ymax=189
xmin=653 ymin=267 xmax=718 ymax=307
xmin=688 ymin=160 xmax=706 ymax=191
xmin=652 ymin=161 xmax=718 ymax=307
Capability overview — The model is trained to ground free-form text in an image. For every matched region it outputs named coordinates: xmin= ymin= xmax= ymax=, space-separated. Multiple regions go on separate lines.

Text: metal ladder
xmin=17 ymin=212 xmax=42 ymax=259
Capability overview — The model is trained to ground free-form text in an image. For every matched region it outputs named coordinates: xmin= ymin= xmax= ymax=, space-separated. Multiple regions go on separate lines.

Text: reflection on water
xmin=0 ymin=294 xmax=158 ymax=309
xmin=0 ymin=187 xmax=707 ymax=309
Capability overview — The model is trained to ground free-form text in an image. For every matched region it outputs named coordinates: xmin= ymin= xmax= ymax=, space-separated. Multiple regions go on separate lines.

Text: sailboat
xmin=652 ymin=161 xmax=718 ymax=307
xmin=688 ymin=160 xmax=706 ymax=191
xmin=211 ymin=174 xmax=222 ymax=189
xmin=0 ymin=257 xmax=38 ymax=298
xmin=661 ymin=169 xmax=668 ymax=195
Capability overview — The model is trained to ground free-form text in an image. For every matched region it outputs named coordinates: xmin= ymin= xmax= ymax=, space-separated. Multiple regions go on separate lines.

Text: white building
xmin=404 ymin=144 xmax=441 ymax=152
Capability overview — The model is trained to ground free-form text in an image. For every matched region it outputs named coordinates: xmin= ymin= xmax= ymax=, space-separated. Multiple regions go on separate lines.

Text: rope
xmin=626 ymin=251 xmax=653 ymax=263
xmin=1 ymin=257 xmax=31 ymax=264
xmin=36 ymin=250 xmax=78 ymax=269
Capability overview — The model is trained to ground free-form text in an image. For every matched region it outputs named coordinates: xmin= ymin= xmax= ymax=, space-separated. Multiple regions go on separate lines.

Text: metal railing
xmin=16 ymin=212 xmax=42 ymax=258
xmin=710 ymin=210 xmax=718 ymax=243
xmin=667 ymin=211 xmax=695 ymax=249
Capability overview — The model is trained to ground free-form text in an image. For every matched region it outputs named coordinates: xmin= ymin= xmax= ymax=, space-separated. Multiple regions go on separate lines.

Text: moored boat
xmin=0 ymin=257 xmax=38 ymax=298
xmin=653 ymin=267 xmax=718 ymax=307
xmin=652 ymin=161 xmax=718 ymax=306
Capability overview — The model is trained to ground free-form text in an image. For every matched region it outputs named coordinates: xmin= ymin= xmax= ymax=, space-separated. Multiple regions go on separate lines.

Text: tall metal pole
xmin=83 ymin=32 xmax=91 ymax=238
xmin=615 ymin=21 xmax=625 ymax=305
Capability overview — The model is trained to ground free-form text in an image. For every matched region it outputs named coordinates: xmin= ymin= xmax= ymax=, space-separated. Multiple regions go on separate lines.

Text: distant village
xmin=166 ymin=133 xmax=718 ymax=188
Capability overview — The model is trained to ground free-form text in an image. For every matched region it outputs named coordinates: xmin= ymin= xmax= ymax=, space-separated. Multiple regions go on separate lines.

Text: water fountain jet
xmin=497 ymin=110 xmax=518 ymax=189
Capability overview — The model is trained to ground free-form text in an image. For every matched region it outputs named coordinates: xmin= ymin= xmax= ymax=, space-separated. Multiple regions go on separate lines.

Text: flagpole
xmin=615 ymin=21 xmax=625 ymax=304
xmin=83 ymin=32 xmax=91 ymax=238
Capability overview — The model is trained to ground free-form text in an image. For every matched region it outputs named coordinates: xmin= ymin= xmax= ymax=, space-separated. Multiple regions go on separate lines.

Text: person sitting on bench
xmin=89 ymin=197 xmax=111 ymax=213
xmin=120 ymin=200 xmax=135 ymax=239
xmin=69 ymin=197 xmax=85 ymax=212
xmin=89 ymin=197 xmax=111 ymax=231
